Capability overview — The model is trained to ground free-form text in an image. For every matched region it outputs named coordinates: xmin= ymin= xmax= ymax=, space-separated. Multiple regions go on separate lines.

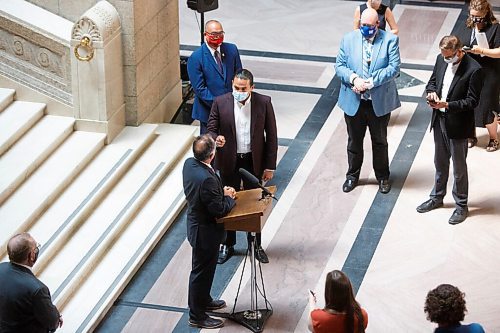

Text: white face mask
xmin=443 ymin=52 xmax=459 ymax=64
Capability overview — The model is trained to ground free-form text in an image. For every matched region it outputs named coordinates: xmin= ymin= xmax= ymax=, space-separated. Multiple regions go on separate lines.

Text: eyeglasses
xmin=361 ymin=23 xmax=377 ymax=29
xmin=206 ymin=31 xmax=225 ymax=37
xmin=34 ymin=243 xmax=41 ymax=254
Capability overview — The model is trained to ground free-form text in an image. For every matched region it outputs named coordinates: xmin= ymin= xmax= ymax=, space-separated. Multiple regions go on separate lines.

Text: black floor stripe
xmin=278 ymin=138 xmax=293 ymax=147
xmin=256 ymin=82 xmax=325 ymax=95
xmin=181 ymin=44 xmax=437 ymax=71
xmin=341 ymin=99 xmax=431 ymax=293
xmin=181 ymin=44 xmax=335 ymax=63
xmin=95 ymin=207 xmax=190 ymax=332
xmin=116 ymin=300 xmax=188 ymax=314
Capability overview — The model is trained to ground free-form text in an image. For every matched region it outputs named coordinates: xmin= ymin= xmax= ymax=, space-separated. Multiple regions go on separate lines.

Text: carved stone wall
xmin=26 ymin=0 xmax=182 ymax=126
xmin=0 ymin=16 xmax=72 ymax=105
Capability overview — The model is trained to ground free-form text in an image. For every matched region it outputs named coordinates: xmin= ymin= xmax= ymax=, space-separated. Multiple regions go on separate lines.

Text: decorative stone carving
xmin=71 ymin=1 xmax=120 ymax=46
xmin=71 ymin=0 xmax=124 ymax=142
xmin=72 ymin=17 xmax=101 ymax=43
xmin=0 ymin=15 xmax=72 ymax=105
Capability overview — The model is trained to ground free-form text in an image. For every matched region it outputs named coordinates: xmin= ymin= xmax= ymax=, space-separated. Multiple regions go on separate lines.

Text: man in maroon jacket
xmin=207 ymin=69 xmax=278 ymax=264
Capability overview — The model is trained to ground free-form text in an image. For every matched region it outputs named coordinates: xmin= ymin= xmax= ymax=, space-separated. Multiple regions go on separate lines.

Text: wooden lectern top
xmin=217 ymin=186 xmax=276 ymax=233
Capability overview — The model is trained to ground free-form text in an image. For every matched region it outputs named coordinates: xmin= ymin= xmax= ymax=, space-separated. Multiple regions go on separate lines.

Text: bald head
xmin=360 ymin=7 xmax=379 ymax=26
xmin=7 ymin=232 xmax=37 ymax=265
xmin=205 ymin=20 xmax=223 ymax=33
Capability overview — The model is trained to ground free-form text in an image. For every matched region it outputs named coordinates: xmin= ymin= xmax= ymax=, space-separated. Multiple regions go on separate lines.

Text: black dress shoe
xmin=449 ymin=207 xmax=468 ymax=225
xmin=255 ymin=246 xmax=269 ymax=263
xmin=378 ymin=179 xmax=391 ymax=194
xmin=206 ymin=299 xmax=226 ymax=310
xmin=416 ymin=199 xmax=443 ymax=213
xmin=342 ymin=178 xmax=358 ymax=193
xmin=217 ymin=245 xmax=234 ymax=264
xmin=188 ymin=316 xmax=224 ymax=329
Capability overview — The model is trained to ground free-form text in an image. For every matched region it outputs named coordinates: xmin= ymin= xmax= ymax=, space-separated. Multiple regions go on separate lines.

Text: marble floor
xmin=98 ymin=0 xmax=500 ymax=332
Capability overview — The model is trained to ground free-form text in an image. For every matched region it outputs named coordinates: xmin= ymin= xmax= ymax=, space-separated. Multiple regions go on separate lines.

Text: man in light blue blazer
xmin=187 ymin=20 xmax=243 ymax=134
xmin=336 ymin=8 xmax=401 ymax=194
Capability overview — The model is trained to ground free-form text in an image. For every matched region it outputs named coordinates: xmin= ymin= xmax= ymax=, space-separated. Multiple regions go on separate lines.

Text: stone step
xmin=25 ymin=124 xmax=158 ymax=269
xmin=0 ymin=131 xmax=106 ymax=254
xmin=0 ymin=88 xmax=15 ymax=112
xmin=0 ymin=101 xmax=45 ymax=156
xmin=36 ymin=124 xmax=197 ymax=322
xmin=62 ymin=149 xmax=191 ymax=333
xmin=0 ymin=115 xmax=75 ymax=205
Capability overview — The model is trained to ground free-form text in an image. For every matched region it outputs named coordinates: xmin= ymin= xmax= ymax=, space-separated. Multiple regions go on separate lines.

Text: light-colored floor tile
xmin=255 ymin=89 xmax=320 ymax=140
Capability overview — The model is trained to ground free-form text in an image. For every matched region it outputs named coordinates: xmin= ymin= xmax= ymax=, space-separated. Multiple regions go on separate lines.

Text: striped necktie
xmin=362 ymin=38 xmax=373 ymax=100
xmin=214 ymin=50 xmax=223 ymax=74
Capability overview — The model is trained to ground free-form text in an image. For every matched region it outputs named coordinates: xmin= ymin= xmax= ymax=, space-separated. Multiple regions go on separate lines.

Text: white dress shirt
xmin=440 ymin=61 xmax=460 ymax=112
xmin=234 ymin=96 xmax=252 ymax=154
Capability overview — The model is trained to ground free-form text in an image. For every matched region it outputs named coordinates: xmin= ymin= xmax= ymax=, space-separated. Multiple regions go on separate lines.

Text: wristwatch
xmin=350 ymin=75 xmax=358 ymax=86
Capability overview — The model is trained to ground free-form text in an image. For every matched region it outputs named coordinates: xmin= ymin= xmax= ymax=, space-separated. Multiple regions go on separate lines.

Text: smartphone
xmin=462 ymin=46 xmax=472 ymax=51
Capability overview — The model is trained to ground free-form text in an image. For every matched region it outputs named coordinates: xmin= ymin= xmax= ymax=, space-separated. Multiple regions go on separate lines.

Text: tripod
xmin=209 ymin=187 xmax=276 ymax=332
xmin=228 ymin=232 xmax=272 ymax=332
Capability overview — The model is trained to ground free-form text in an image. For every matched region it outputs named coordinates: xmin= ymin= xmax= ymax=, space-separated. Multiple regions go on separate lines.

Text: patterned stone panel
xmin=0 ymin=16 xmax=72 ymax=105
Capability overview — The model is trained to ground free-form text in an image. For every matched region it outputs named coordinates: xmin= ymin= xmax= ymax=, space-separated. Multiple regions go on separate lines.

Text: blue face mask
xmin=360 ymin=24 xmax=377 ymax=38
xmin=232 ymin=91 xmax=249 ymax=102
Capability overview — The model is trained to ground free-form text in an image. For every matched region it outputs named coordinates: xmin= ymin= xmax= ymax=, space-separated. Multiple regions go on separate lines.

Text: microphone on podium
xmin=238 ymin=168 xmax=277 ymax=200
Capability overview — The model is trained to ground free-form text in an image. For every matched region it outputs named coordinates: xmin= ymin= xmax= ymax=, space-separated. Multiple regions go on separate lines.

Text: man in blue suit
xmin=336 ymin=8 xmax=401 ymax=194
xmin=187 ymin=20 xmax=243 ymax=134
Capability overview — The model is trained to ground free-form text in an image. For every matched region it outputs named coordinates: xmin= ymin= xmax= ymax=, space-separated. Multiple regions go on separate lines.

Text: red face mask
xmin=206 ymin=34 xmax=224 ymax=47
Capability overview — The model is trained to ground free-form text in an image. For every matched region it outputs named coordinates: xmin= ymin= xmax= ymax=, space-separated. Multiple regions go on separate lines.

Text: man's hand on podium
xmin=224 ymin=186 xmax=236 ymax=199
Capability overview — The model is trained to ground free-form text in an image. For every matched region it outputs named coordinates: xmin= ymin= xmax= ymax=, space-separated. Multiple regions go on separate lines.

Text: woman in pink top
xmin=308 ymin=270 xmax=368 ymax=333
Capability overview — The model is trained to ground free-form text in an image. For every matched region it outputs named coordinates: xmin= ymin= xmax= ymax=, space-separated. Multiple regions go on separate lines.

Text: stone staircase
xmin=0 ymin=88 xmax=197 ymax=332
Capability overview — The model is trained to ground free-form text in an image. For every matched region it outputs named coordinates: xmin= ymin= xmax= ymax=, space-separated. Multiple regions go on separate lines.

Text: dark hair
xmin=234 ymin=69 xmax=254 ymax=86
xmin=192 ymin=134 xmax=215 ymax=161
xmin=324 ymin=270 xmax=365 ymax=333
xmin=439 ymin=35 xmax=463 ymax=51
xmin=7 ymin=232 xmax=33 ymax=263
xmin=466 ymin=0 xmax=497 ymax=28
xmin=424 ymin=284 xmax=467 ymax=326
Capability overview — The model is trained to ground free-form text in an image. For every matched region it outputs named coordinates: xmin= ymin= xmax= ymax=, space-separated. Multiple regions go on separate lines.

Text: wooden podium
xmin=216 ymin=186 xmax=276 ymax=333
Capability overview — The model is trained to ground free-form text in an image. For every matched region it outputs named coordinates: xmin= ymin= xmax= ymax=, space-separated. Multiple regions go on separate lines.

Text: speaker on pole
xmin=187 ymin=0 xmax=218 ymax=13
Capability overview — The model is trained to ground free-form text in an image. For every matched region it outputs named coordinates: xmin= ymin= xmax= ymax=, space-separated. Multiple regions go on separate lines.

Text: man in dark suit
xmin=0 ymin=233 xmax=62 ymax=333
xmin=183 ymin=134 xmax=236 ymax=329
xmin=187 ymin=20 xmax=243 ymax=134
xmin=416 ymin=35 xmax=482 ymax=225
xmin=335 ymin=8 xmax=401 ymax=194
xmin=207 ymin=69 xmax=278 ymax=264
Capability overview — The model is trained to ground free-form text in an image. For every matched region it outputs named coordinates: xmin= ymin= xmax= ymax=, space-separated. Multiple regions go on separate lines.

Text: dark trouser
xmin=200 ymin=121 xmax=208 ymax=135
xmin=431 ymin=116 xmax=469 ymax=209
xmin=188 ymin=225 xmax=224 ymax=320
xmin=344 ymin=100 xmax=391 ymax=181
xmin=220 ymin=153 xmax=262 ymax=247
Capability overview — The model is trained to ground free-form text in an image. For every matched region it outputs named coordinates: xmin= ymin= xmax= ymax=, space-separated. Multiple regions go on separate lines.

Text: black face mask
xmin=471 ymin=16 xmax=487 ymax=24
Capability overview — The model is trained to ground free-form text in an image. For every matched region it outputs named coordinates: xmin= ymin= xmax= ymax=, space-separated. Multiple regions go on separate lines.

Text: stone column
xmin=71 ymin=0 xmax=125 ymax=143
